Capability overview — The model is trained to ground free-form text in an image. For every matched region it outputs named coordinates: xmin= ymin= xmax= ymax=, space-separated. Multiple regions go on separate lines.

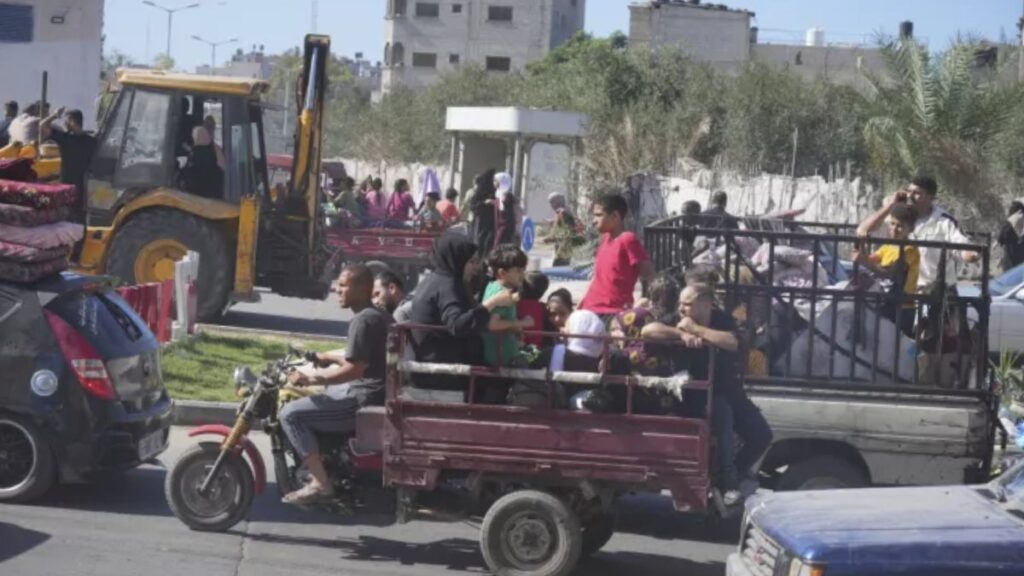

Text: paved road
xmin=0 ymin=428 xmax=736 ymax=576
xmin=217 ymin=290 xmax=355 ymax=337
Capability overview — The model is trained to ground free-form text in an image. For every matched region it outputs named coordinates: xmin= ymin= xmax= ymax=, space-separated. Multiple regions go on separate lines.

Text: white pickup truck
xmin=645 ymin=216 xmax=999 ymax=492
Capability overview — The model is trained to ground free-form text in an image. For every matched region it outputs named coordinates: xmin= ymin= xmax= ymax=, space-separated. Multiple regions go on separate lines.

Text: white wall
xmin=0 ymin=0 xmax=103 ymax=129
xmin=753 ymin=44 xmax=887 ymax=89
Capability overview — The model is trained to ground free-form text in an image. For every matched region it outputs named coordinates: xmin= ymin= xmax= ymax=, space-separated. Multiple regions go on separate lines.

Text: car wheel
xmin=776 ymin=456 xmax=869 ymax=491
xmin=0 ymin=416 xmax=56 ymax=503
xmin=480 ymin=490 xmax=582 ymax=576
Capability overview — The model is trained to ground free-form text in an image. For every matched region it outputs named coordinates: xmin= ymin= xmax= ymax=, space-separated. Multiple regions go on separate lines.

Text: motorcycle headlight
xmin=788 ymin=559 xmax=826 ymax=576
xmin=233 ymin=366 xmax=257 ymax=390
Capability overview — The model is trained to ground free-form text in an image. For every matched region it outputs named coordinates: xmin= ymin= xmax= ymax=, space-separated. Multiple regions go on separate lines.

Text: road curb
xmin=172 ymin=399 xmax=243 ymax=427
xmin=195 ymin=323 xmax=347 ymax=345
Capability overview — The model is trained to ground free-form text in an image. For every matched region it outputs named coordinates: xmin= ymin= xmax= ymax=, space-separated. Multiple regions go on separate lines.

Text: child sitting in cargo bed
xmin=852 ymin=202 xmax=919 ymax=336
xmin=481 ymin=244 xmax=535 ymax=368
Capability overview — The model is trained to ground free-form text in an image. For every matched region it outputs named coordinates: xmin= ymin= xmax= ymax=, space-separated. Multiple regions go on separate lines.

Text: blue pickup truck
xmin=726 ymin=459 xmax=1024 ymax=576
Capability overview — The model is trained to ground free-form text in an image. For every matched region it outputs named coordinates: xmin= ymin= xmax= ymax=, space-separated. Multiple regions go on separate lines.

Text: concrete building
xmin=630 ymin=0 xmax=753 ymax=73
xmin=381 ymin=0 xmax=586 ymax=93
xmin=629 ymin=0 xmax=888 ymax=88
xmin=0 ymin=0 xmax=103 ymax=128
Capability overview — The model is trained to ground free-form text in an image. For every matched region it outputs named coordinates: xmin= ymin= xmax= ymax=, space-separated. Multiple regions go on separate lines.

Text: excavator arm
xmin=289 ymin=34 xmax=331 ymax=272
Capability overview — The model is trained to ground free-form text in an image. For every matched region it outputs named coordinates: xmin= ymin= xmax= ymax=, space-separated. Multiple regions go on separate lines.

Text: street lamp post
xmin=142 ymin=1 xmax=200 ymax=60
xmin=192 ymin=36 xmax=239 ymax=71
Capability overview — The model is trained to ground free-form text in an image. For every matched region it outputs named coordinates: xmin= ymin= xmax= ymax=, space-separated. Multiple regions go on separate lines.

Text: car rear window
xmin=46 ymin=289 xmax=156 ymax=359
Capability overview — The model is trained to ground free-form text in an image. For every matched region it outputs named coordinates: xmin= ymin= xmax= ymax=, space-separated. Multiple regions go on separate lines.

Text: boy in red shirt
xmin=580 ymin=194 xmax=655 ymax=321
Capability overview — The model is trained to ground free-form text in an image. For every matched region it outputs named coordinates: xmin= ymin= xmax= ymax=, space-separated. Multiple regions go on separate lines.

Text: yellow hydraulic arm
xmin=289 ymin=34 xmax=331 ymax=270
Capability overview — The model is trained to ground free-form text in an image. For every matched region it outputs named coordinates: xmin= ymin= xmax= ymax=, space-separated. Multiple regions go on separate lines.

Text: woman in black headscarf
xmin=469 ymin=169 xmax=498 ymax=255
xmin=407 ymin=232 xmax=516 ymax=389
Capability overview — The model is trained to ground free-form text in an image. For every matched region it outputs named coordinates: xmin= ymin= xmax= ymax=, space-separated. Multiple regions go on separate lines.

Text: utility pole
xmin=192 ymin=35 xmax=239 ymax=71
xmin=142 ymin=1 xmax=200 ymax=60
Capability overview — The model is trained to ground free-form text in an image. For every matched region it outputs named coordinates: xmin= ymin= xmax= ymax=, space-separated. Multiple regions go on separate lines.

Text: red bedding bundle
xmin=0 ymin=158 xmax=36 ymax=182
xmin=0 ymin=179 xmax=78 ymax=210
xmin=0 ymin=178 xmax=80 ymax=283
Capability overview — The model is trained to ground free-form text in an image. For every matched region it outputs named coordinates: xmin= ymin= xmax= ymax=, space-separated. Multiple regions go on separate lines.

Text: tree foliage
xmin=290 ymin=33 xmax=1023 ymax=225
xmin=863 ymin=38 xmax=1022 ymax=219
xmin=152 ymin=53 xmax=175 ymax=71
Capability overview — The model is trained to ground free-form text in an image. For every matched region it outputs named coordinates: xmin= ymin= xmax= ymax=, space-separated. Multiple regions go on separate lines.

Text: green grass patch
xmin=161 ymin=332 xmax=341 ymax=402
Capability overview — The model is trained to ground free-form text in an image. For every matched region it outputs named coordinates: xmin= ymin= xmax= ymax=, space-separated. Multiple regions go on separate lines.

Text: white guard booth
xmin=445 ymin=107 xmax=588 ymax=222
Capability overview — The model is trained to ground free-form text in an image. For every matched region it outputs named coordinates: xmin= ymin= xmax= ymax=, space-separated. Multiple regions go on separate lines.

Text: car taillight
xmin=43 ymin=310 xmax=117 ymax=401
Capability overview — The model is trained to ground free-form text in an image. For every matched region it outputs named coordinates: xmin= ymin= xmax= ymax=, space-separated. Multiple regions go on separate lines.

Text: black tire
xmin=480 ymin=490 xmax=582 ymax=576
xmin=106 ymin=209 xmax=232 ymax=322
xmin=165 ymin=442 xmax=254 ymax=532
xmin=776 ymin=456 xmax=869 ymax=492
xmin=0 ymin=416 xmax=56 ymax=503
xmin=581 ymin=512 xmax=616 ymax=556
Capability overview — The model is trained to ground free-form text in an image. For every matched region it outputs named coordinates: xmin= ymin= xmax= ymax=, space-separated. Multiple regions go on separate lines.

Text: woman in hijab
xmin=407 ymin=232 xmax=517 ymax=390
xmin=469 ymin=169 xmax=498 ymax=254
xmin=495 ymin=172 xmax=521 ymax=246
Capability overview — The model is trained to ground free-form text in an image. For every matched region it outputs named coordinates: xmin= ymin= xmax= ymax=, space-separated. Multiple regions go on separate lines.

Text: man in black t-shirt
xmin=642 ymin=283 xmax=772 ymax=507
xmin=279 ymin=264 xmax=393 ymax=505
xmin=40 ymin=108 xmax=97 ymax=225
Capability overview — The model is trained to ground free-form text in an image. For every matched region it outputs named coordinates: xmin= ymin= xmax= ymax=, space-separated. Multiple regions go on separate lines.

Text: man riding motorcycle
xmin=279 ymin=264 xmax=392 ymax=505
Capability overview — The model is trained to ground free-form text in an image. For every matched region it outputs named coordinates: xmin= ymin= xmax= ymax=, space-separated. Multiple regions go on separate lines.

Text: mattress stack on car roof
xmin=0 ymin=158 xmax=83 ymax=283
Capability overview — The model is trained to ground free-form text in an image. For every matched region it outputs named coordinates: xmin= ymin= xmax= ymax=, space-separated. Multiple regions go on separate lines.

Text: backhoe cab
xmin=77 ymin=34 xmax=331 ymax=321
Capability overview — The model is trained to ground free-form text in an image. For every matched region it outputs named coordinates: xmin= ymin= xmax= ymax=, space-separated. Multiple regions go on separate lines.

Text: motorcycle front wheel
xmin=165 ymin=441 xmax=254 ymax=532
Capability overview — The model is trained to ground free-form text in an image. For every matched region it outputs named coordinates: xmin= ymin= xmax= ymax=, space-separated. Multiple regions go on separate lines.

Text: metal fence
xmin=644 ymin=217 xmax=993 ymax=394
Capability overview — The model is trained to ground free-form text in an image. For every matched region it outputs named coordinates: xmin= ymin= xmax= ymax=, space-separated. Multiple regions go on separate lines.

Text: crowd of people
xmin=325 ymin=167 xmax=589 ymax=265
xmin=276 ymin=171 xmax=1014 ymax=509
xmin=279 ymin=189 xmax=771 ymax=509
xmin=324 ymin=169 xmax=470 ymax=235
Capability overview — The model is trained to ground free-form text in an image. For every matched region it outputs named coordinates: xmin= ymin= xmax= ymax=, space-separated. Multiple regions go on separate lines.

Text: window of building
xmin=387 ymin=0 xmax=408 ymax=18
xmin=487 ymin=6 xmax=513 ymax=22
xmin=415 ymin=2 xmax=440 ymax=18
xmin=452 ymin=3 xmax=463 ymax=13
xmin=0 ymin=3 xmax=34 ymax=43
xmin=485 ymin=56 xmax=512 ymax=72
xmin=391 ymin=42 xmax=405 ymax=67
xmin=449 ymin=53 xmax=461 ymax=65
xmin=795 ymin=51 xmax=803 ymax=66
xmin=412 ymin=52 xmax=438 ymax=68
xmin=384 ymin=42 xmax=391 ymax=66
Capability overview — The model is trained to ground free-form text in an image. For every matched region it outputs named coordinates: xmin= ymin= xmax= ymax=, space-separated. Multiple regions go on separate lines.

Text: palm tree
xmin=863 ymin=38 xmax=1021 ymax=221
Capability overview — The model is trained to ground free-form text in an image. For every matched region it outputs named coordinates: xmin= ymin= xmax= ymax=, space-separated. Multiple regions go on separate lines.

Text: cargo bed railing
xmin=644 ymin=219 xmax=992 ymax=394
xmin=386 ymin=324 xmax=714 ymax=418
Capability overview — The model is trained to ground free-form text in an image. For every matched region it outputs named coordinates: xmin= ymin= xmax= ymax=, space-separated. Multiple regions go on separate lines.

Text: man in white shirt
xmin=858 ymin=176 xmax=979 ymax=388
xmin=858 ymin=175 xmax=979 ymax=291
xmin=6 ymin=102 xmax=41 ymax=145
